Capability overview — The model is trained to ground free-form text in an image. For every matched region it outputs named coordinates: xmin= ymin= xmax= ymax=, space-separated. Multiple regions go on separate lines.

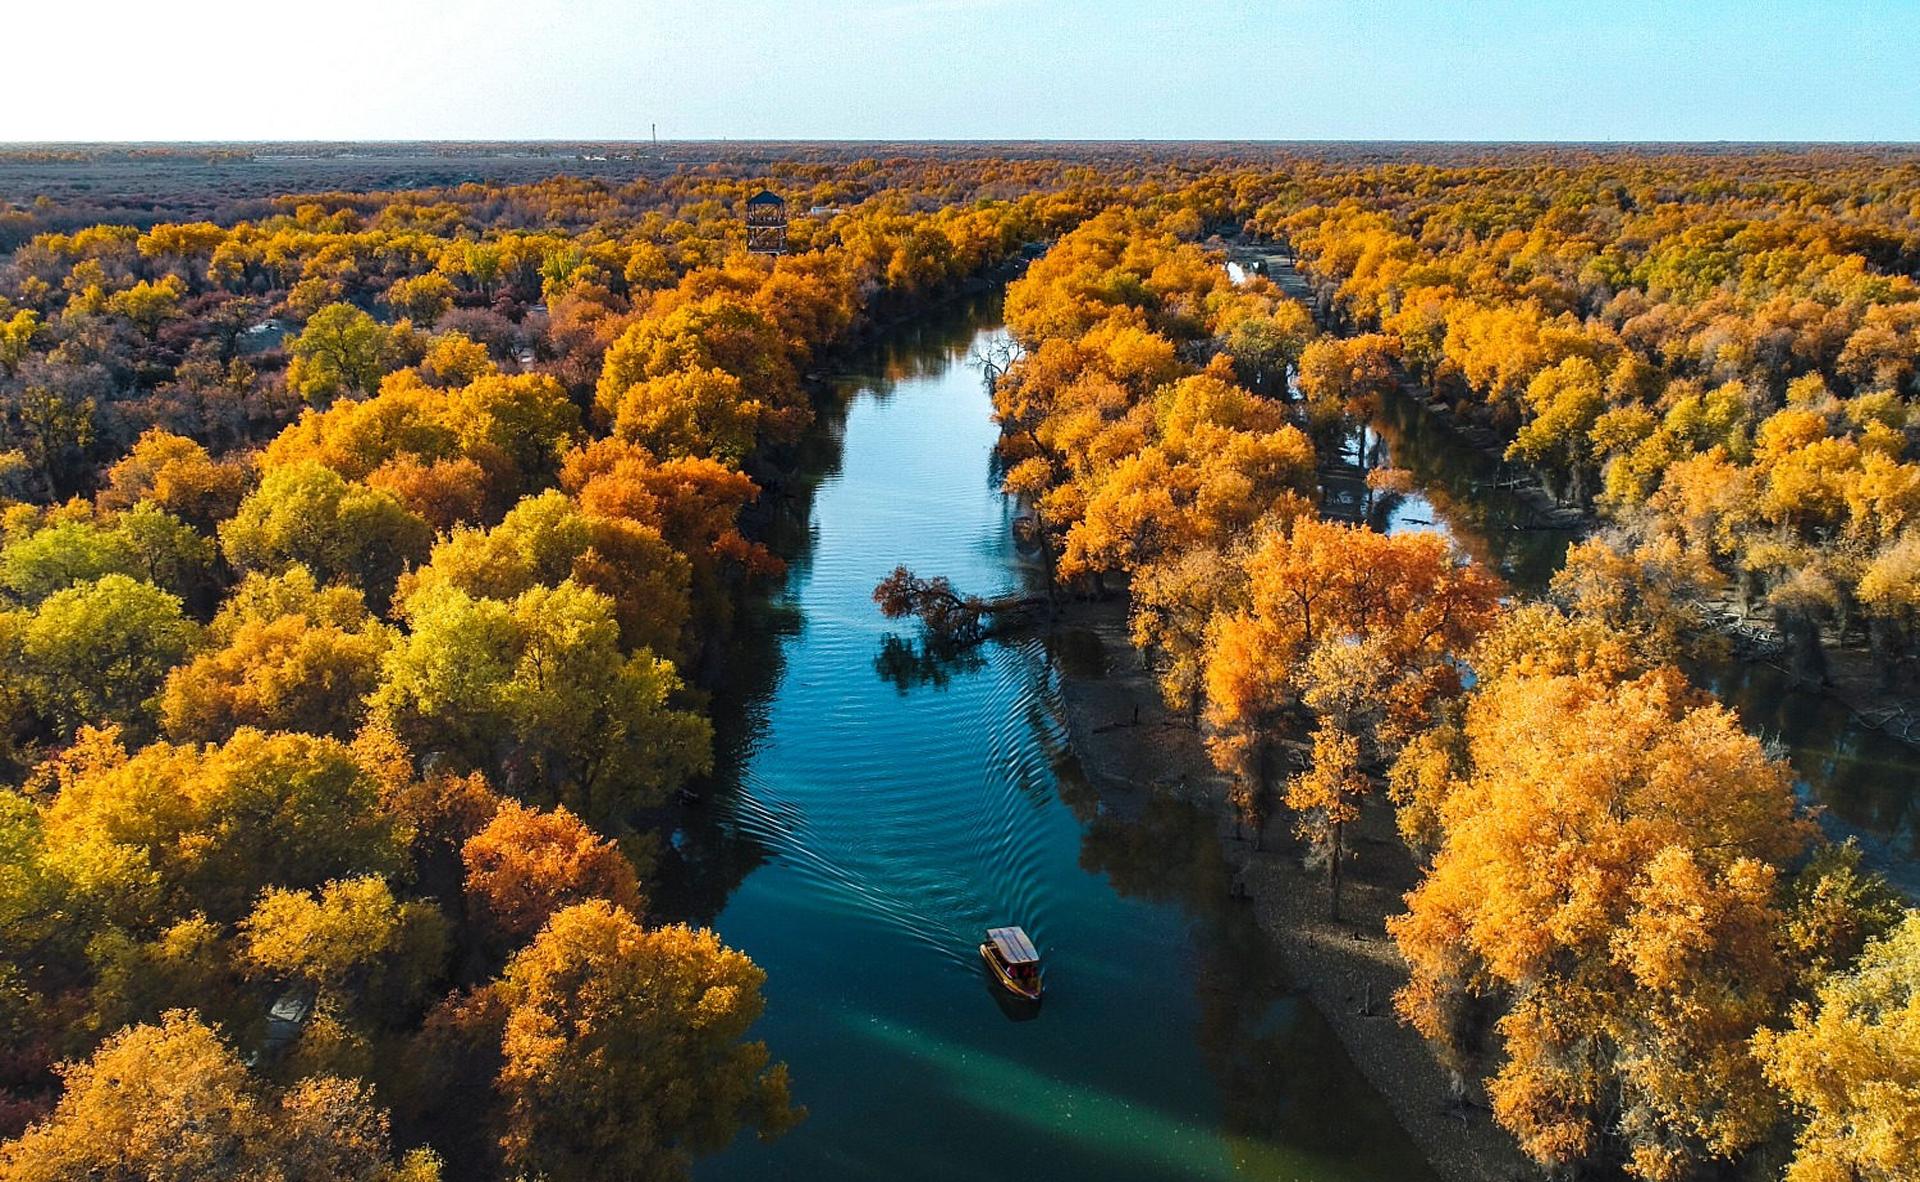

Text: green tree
xmin=221 ymin=462 xmax=431 ymax=608
xmin=287 ymin=303 xmax=394 ymax=404
xmin=399 ymin=490 xmax=692 ymax=661
xmin=1509 ymin=355 xmax=1608 ymax=505
xmin=375 ymin=581 xmax=709 ymax=823
xmin=16 ymin=575 xmax=197 ymax=735
xmin=1 ymin=518 xmax=137 ymax=605
xmin=1219 ymin=301 xmax=1316 ymax=392
xmin=2 ymin=508 xmax=212 ymax=607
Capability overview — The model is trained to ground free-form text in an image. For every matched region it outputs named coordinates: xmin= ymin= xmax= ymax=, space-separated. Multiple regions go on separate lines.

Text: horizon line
xmin=6 ymin=138 xmax=1920 ymax=148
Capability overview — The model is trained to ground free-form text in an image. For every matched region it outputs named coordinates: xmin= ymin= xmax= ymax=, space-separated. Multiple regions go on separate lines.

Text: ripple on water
xmin=721 ymin=637 xmax=1060 ymax=970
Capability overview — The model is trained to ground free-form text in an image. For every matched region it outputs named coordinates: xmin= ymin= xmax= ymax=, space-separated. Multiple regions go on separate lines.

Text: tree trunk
xmin=1251 ymin=740 xmax=1271 ymax=852
xmin=1780 ymin=608 xmax=1831 ymax=686
xmin=1328 ymin=819 xmax=1344 ymax=923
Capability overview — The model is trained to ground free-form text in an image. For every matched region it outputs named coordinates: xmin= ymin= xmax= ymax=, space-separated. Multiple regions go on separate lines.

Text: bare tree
xmin=968 ymin=334 xmax=1024 ymax=386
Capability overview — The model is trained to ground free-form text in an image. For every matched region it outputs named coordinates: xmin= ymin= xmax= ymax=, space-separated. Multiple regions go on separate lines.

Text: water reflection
xmin=1347 ymin=390 xmax=1578 ymax=594
xmin=1692 ymin=658 xmax=1920 ymax=892
xmin=872 ymin=632 xmax=991 ymax=693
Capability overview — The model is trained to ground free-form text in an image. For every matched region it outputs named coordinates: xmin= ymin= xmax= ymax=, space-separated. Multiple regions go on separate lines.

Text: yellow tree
xmin=96 ymin=429 xmax=252 ymax=529
xmin=488 ymin=902 xmax=800 ymax=1182
xmin=1203 ymin=518 xmax=1500 ymax=856
xmin=0 ymin=1010 xmax=439 ymax=1182
xmin=40 ymin=727 xmax=406 ymax=928
xmin=159 ymin=610 xmax=393 ymax=743
xmin=1295 ymin=333 xmax=1399 ymax=433
xmin=1756 ymin=911 xmax=1920 ymax=1182
xmin=1288 ymin=633 xmax=1403 ymax=918
xmin=611 ymin=367 xmax=767 ymax=466
xmin=1391 ymin=668 xmax=1814 ymax=1180
xmin=593 ymin=295 xmax=804 ymax=444
xmin=241 ymin=876 xmax=448 ymax=1026
xmin=1130 ymin=545 xmax=1247 ymax=717
xmin=1284 ymin=719 xmax=1367 ymax=919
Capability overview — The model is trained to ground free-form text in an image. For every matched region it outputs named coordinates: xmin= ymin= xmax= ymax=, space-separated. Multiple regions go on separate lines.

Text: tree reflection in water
xmin=1044 ymin=652 xmax=1428 ymax=1173
xmin=872 ymin=631 xmax=989 ymax=692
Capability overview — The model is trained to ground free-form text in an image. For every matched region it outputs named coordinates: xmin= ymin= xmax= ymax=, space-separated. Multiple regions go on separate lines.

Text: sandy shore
xmin=1050 ymin=597 xmax=1535 ymax=1182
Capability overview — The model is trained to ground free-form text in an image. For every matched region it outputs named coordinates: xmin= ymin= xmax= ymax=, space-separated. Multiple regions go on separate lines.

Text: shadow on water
xmin=658 ymin=292 xmax=1436 ymax=1181
xmin=1688 ymin=657 xmax=1920 ymax=893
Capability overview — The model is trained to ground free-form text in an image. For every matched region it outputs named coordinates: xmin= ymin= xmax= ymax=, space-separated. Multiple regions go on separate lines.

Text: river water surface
xmin=657 ymin=296 xmax=1435 ymax=1181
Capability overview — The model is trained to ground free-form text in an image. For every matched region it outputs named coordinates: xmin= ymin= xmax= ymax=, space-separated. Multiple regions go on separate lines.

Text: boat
xmin=980 ymin=926 xmax=1044 ymax=1001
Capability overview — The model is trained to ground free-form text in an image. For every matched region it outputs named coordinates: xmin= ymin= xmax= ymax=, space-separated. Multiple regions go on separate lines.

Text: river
xmin=655 ymin=295 xmax=1436 ymax=1181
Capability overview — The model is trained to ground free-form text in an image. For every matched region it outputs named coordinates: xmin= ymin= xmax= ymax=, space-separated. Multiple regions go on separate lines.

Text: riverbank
xmin=1050 ymin=597 xmax=1534 ymax=1182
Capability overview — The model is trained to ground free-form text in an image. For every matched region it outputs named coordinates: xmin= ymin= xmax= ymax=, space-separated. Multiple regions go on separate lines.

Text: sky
xmin=6 ymin=0 xmax=1918 ymax=142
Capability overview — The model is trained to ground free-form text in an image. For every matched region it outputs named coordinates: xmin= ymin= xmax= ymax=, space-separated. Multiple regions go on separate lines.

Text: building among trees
xmin=745 ymin=190 xmax=787 ymax=255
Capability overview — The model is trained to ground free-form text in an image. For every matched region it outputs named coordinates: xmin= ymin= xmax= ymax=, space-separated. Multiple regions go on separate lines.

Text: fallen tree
xmin=872 ymin=565 xmax=1045 ymax=642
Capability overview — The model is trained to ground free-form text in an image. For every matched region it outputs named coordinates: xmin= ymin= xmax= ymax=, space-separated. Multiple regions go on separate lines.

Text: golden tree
xmin=489 ymin=902 xmax=800 ymax=1182
xmin=1391 ymin=668 xmax=1814 ymax=1180
xmin=0 ymin=1011 xmax=438 ymax=1181
xmin=1204 ymin=518 xmax=1500 ymax=857
xmin=461 ymin=801 xmax=644 ymax=943
xmin=1756 ymin=911 xmax=1920 ymax=1182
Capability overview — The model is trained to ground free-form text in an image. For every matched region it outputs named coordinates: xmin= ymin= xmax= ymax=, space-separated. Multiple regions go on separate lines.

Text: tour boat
xmin=980 ymin=926 xmax=1044 ymax=1001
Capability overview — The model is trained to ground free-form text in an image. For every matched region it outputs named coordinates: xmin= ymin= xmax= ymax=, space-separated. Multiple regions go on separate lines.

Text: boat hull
xmin=980 ymin=943 xmax=1043 ymax=1001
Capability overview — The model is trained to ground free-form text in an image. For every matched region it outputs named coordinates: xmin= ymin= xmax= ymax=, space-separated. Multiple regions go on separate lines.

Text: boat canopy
xmin=986 ymin=926 xmax=1040 ymax=965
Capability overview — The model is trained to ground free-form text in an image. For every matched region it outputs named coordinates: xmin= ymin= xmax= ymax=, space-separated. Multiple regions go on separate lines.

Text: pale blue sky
xmin=7 ymin=0 xmax=1917 ymax=141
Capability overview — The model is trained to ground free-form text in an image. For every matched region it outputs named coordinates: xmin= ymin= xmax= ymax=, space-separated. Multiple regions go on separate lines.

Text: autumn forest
xmin=0 ymin=141 xmax=1916 ymax=1182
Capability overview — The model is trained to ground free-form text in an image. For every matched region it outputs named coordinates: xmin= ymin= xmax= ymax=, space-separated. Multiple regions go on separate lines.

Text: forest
xmin=0 ymin=144 xmax=1915 ymax=1182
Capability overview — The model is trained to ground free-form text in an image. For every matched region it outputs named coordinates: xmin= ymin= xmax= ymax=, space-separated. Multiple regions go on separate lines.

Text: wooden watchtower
xmin=745 ymin=190 xmax=787 ymax=255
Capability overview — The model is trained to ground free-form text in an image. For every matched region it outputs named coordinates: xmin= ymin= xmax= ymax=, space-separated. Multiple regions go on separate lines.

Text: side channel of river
xmin=1234 ymin=252 xmax=1919 ymax=894
xmin=1343 ymin=320 xmax=1920 ymax=896
xmin=652 ymin=294 xmax=1436 ymax=1181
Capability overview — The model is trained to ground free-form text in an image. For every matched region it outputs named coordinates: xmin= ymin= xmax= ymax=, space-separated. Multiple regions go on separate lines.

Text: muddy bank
xmin=1050 ymin=597 xmax=1534 ymax=1182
